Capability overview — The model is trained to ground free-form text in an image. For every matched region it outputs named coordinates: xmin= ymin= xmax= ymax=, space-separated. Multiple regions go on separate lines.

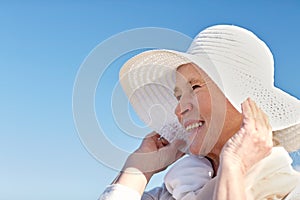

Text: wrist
xmin=220 ymin=157 xmax=246 ymax=176
xmin=114 ymin=167 xmax=148 ymax=195
xmin=124 ymin=152 xmax=158 ymax=181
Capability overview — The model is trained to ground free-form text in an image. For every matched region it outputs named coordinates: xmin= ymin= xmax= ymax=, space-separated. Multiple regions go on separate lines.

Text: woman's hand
xmin=220 ymin=98 xmax=273 ymax=174
xmin=114 ymin=132 xmax=185 ymax=195
xmin=124 ymin=132 xmax=185 ymax=181
xmin=213 ymin=98 xmax=273 ymax=200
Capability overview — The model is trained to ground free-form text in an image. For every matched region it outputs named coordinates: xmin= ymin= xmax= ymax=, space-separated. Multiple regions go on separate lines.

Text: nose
xmin=175 ymin=96 xmax=193 ymax=119
xmin=175 ymin=103 xmax=193 ymax=116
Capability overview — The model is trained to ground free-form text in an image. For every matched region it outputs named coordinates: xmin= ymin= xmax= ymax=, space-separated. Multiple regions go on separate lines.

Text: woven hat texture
xmin=119 ymin=25 xmax=300 ymax=152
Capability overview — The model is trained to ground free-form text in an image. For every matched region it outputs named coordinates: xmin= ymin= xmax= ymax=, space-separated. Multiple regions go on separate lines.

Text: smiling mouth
xmin=185 ymin=121 xmax=204 ymax=131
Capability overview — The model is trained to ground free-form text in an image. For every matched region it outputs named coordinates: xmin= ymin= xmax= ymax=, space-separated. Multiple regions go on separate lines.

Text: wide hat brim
xmin=119 ymin=25 xmax=300 ymax=152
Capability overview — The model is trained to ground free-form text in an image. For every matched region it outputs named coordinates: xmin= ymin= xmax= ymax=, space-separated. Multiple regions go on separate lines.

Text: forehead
xmin=176 ymin=63 xmax=208 ymax=82
xmin=174 ymin=63 xmax=210 ymax=94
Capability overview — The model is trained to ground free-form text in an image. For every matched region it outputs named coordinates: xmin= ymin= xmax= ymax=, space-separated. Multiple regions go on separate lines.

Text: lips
xmin=184 ymin=121 xmax=204 ymax=132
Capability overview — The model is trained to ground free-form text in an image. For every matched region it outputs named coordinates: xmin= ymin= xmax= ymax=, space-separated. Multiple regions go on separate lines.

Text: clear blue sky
xmin=1 ymin=1 xmax=300 ymax=199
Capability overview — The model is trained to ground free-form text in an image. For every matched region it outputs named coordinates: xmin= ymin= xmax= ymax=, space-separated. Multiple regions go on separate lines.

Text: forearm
xmin=99 ymin=167 xmax=152 ymax=200
xmin=105 ymin=132 xmax=183 ymax=197
xmin=112 ymin=151 xmax=157 ymax=195
xmin=113 ymin=167 xmax=148 ymax=195
xmin=213 ymin=165 xmax=246 ymax=200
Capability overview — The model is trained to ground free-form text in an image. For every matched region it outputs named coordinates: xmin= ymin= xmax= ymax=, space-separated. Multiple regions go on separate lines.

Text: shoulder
xmin=142 ymin=184 xmax=175 ymax=200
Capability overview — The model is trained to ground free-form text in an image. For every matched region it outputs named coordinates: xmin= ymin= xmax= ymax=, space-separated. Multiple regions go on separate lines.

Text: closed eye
xmin=192 ymin=84 xmax=202 ymax=90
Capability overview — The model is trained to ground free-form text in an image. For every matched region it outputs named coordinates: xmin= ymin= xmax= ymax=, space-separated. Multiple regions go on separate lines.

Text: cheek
xmin=174 ymin=103 xmax=181 ymax=122
xmin=189 ymin=93 xmax=212 ymax=155
xmin=189 ymin=131 xmax=206 ymax=155
xmin=196 ymin=93 xmax=212 ymax=119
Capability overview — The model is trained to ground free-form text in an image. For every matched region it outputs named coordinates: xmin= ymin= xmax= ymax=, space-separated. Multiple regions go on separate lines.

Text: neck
xmin=205 ymin=153 xmax=219 ymax=177
xmin=207 ymin=103 xmax=243 ymax=173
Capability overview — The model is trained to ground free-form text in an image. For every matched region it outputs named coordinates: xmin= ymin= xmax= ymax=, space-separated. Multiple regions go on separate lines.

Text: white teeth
xmin=185 ymin=122 xmax=203 ymax=131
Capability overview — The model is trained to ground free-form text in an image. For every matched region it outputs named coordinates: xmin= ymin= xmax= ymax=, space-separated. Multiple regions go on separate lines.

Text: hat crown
xmin=120 ymin=24 xmax=300 ymax=152
xmin=187 ymin=25 xmax=274 ymax=85
xmin=183 ymin=25 xmax=300 ymax=132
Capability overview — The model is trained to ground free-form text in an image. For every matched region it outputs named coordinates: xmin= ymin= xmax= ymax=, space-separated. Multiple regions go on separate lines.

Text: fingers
xmin=158 ymin=139 xmax=186 ymax=167
xmin=171 ymin=139 xmax=186 ymax=149
xmin=241 ymin=98 xmax=273 ymax=145
xmin=251 ymin=100 xmax=270 ymax=136
xmin=241 ymin=98 xmax=257 ymax=124
xmin=248 ymin=97 xmax=258 ymax=119
xmin=157 ymin=136 xmax=169 ymax=148
xmin=241 ymin=98 xmax=256 ymax=130
xmin=143 ymin=132 xmax=169 ymax=149
xmin=160 ymin=139 xmax=185 ymax=157
xmin=242 ymin=98 xmax=262 ymax=123
xmin=146 ymin=131 xmax=160 ymax=138
xmin=251 ymin=99 xmax=264 ymax=131
xmin=221 ymin=98 xmax=273 ymax=173
xmin=171 ymin=139 xmax=186 ymax=153
xmin=242 ymin=98 xmax=271 ymax=132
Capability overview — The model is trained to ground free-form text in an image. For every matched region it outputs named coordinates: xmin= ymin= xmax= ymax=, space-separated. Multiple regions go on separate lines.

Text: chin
xmin=188 ymin=144 xmax=202 ymax=155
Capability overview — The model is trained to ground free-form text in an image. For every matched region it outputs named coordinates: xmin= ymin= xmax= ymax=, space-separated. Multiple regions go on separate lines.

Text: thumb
xmin=167 ymin=139 xmax=187 ymax=160
xmin=172 ymin=139 xmax=188 ymax=154
xmin=171 ymin=139 xmax=186 ymax=150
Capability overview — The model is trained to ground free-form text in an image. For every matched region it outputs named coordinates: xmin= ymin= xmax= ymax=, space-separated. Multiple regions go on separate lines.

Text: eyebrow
xmin=190 ymin=78 xmax=201 ymax=85
xmin=174 ymin=78 xmax=199 ymax=94
xmin=174 ymin=86 xmax=180 ymax=94
xmin=173 ymin=78 xmax=205 ymax=94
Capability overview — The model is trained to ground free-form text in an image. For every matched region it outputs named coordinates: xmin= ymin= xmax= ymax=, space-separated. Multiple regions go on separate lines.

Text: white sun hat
xmin=119 ymin=25 xmax=300 ymax=153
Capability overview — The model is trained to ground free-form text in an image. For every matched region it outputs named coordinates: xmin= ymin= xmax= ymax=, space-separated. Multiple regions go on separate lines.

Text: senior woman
xmin=99 ymin=25 xmax=300 ymax=199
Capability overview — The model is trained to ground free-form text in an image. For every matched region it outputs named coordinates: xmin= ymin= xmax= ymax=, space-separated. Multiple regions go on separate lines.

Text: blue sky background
xmin=1 ymin=1 xmax=300 ymax=199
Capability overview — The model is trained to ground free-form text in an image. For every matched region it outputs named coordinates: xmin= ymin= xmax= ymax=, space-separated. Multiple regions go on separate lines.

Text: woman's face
xmin=174 ymin=63 xmax=242 ymax=155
